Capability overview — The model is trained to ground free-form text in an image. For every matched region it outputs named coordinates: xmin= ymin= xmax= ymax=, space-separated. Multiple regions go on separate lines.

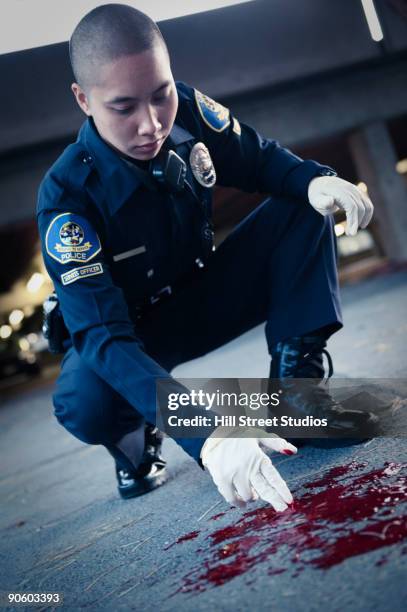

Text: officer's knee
xmin=53 ymin=348 xmax=118 ymax=445
xmin=282 ymin=196 xmax=336 ymax=236
xmin=53 ymin=392 xmax=113 ymax=445
xmin=300 ymin=200 xmax=336 ymax=232
xmin=260 ymin=195 xmax=319 ymax=223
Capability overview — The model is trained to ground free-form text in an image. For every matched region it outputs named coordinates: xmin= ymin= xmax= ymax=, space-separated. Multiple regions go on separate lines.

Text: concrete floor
xmin=0 ymin=270 xmax=406 ymax=611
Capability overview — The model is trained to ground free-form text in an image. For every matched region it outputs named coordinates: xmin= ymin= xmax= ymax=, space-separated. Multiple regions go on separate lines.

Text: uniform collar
xmin=166 ymin=124 xmax=195 ymax=148
xmin=79 ymin=118 xmax=194 ymax=214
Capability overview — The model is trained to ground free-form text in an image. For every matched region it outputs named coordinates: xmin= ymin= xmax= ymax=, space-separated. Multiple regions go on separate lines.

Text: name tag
xmin=113 ymin=245 xmax=146 ymax=262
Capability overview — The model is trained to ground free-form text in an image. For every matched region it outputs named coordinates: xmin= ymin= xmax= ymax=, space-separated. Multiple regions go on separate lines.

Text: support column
xmin=348 ymin=121 xmax=407 ymax=261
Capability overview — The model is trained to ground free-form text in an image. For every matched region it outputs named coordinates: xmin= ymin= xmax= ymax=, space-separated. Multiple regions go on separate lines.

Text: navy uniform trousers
xmin=53 ymin=195 xmax=342 ymax=468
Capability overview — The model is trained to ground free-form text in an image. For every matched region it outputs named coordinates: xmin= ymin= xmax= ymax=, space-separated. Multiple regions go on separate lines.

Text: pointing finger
xmin=216 ymin=481 xmax=242 ymax=507
xmin=233 ymin=475 xmax=255 ymax=503
xmin=260 ymin=458 xmax=294 ymax=505
xmin=259 ymin=436 xmax=298 ymax=455
xmin=251 ymin=471 xmax=288 ymax=511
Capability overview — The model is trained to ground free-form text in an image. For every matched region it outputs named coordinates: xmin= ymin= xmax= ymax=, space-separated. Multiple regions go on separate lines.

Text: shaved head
xmin=69 ymin=3 xmax=167 ymax=92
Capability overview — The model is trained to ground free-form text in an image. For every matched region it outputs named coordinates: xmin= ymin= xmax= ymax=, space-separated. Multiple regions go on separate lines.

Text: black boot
xmin=115 ymin=424 xmax=167 ymax=499
xmin=268 ymin=334 xmax=379 ymax=446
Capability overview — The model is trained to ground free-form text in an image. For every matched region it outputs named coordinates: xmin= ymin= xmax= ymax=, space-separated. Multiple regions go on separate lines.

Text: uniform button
xmin=203 ymin=228 xmax=214 ymax=241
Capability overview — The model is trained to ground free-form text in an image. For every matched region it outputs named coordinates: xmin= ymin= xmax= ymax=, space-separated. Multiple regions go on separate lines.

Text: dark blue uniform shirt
xmin=37 ymin=81 xmax=336 ymax=461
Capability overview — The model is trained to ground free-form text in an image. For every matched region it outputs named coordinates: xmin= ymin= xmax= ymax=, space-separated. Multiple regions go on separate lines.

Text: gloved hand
xmin=201 ymin=427 xmax=297 ymax=511
xmin=308 ymin=175 xmax=374 ymax=236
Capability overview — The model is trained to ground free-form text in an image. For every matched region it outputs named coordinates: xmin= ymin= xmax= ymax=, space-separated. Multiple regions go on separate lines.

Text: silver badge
xmin=189 ymin=142 xmax=216 ymax=188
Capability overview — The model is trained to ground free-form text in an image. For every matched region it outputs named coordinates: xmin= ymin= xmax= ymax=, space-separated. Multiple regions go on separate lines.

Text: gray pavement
xmin=1 ymin=270 xmax=407 ymax=612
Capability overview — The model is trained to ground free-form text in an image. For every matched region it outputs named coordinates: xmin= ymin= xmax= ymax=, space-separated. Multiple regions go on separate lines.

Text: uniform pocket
xmin=111 ymin=245 xmax=156 ymax=300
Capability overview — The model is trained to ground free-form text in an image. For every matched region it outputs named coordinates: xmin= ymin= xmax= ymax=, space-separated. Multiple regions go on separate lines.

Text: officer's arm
xmin=37 ymin=198 xmax=206 ymax=462
xmin=180 ymin=82 xmax=336 ymax=200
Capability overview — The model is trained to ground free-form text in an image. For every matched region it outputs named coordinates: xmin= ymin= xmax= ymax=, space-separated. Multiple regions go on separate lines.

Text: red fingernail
xmin=282 ymin=449 xmax=295 ymax=455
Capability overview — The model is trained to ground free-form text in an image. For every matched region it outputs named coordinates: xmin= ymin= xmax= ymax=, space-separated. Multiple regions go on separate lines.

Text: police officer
xmin=37 ymin=4 xmax=375 ymax=509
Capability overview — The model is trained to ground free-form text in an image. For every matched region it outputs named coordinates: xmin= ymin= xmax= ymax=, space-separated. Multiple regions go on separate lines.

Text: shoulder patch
xmin=45 ymin=212 xmax=101 ymax=265
xmin=194 ymin=89 xmax=231 ymax=133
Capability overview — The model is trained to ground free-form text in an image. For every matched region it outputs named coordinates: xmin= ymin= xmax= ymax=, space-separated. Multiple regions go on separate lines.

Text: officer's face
xmin=71 ymin=42 xmax=178 ymax=160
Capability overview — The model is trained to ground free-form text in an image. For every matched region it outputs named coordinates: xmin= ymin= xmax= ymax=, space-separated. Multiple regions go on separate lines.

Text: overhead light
xmin=27 ymin=272 xmax=45 ymax=293
xmin=0 ymin=325 xmax=12 ymax=339
xmin=9 ymin=309 xmax=24 ymax=326
xmin=24 ymin=305 xmax=35 ymax=317
xmin=19 ymin=338 xmax=30 ymax=352
xmin=396 ymin=159 xmax=407 ymax=174
xmin=360 ymin=0 xmax=384 ymax=41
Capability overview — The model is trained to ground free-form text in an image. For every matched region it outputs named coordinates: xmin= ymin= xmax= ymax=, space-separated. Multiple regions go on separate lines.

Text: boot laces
xmin=302 ymin=347 xmax=334 ymax=380
xmin=276 ymin=337 xmax=334 ymax=380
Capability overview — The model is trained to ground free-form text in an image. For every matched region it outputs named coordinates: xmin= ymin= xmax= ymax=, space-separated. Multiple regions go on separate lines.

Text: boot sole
xmin=118 ymin=470 xmax=168 ymax=499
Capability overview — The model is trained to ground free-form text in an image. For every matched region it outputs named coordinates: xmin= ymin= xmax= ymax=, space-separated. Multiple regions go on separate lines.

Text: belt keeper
xmin=150 ymin=285 xmax=172 ymax=305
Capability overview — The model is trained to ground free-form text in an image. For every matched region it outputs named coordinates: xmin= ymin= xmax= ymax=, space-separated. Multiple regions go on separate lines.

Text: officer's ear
xmin=71 ymin=83 xmax=91 ymax=116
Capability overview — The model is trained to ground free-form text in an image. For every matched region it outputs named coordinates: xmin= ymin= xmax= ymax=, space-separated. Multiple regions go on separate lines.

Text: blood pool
xmin=169 ymin=460 xmax=407 ymax=593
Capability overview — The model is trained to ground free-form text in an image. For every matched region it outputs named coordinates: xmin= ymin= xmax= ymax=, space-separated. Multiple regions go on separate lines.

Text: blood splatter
xmin=210 ymin=512 xmax=226 ymax=521
xmin=177 ymin=530 xmax=200 ymax=543
xmin=172 ymin=461 xmax=407 ymax=593
xmin=164 ymin=529 xmax=200 ymax=550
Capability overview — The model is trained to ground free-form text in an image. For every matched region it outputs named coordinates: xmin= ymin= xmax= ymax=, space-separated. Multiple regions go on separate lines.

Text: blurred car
xmin=0 ymin=336 xmax=41 ymax=380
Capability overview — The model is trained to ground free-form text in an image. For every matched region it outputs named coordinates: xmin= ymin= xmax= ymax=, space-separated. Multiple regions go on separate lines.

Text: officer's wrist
xmin=200 ymin=425 xmax=241 ymax=463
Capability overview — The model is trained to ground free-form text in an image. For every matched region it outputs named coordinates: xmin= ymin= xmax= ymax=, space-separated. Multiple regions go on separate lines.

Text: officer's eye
xmin=112 ymin=107 xmax=133 ymax=115
xmin=152 ymin=94 xmax=168 ymax=104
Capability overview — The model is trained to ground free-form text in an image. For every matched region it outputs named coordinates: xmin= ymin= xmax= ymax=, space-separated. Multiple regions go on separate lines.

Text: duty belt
xmin=133 ymin=257 xmax=207 ymax=319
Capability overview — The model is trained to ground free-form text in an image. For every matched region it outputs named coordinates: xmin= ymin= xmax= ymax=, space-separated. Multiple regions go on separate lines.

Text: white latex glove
xmin=308 ymin=175 xmax=374 ymax=236
xmin=201 ymin=427 xmax=297 ymax=511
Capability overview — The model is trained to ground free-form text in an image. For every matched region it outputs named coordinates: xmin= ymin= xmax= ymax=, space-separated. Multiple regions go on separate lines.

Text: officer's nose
xmin=137 ymin=104 xmax=162 ymax=137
